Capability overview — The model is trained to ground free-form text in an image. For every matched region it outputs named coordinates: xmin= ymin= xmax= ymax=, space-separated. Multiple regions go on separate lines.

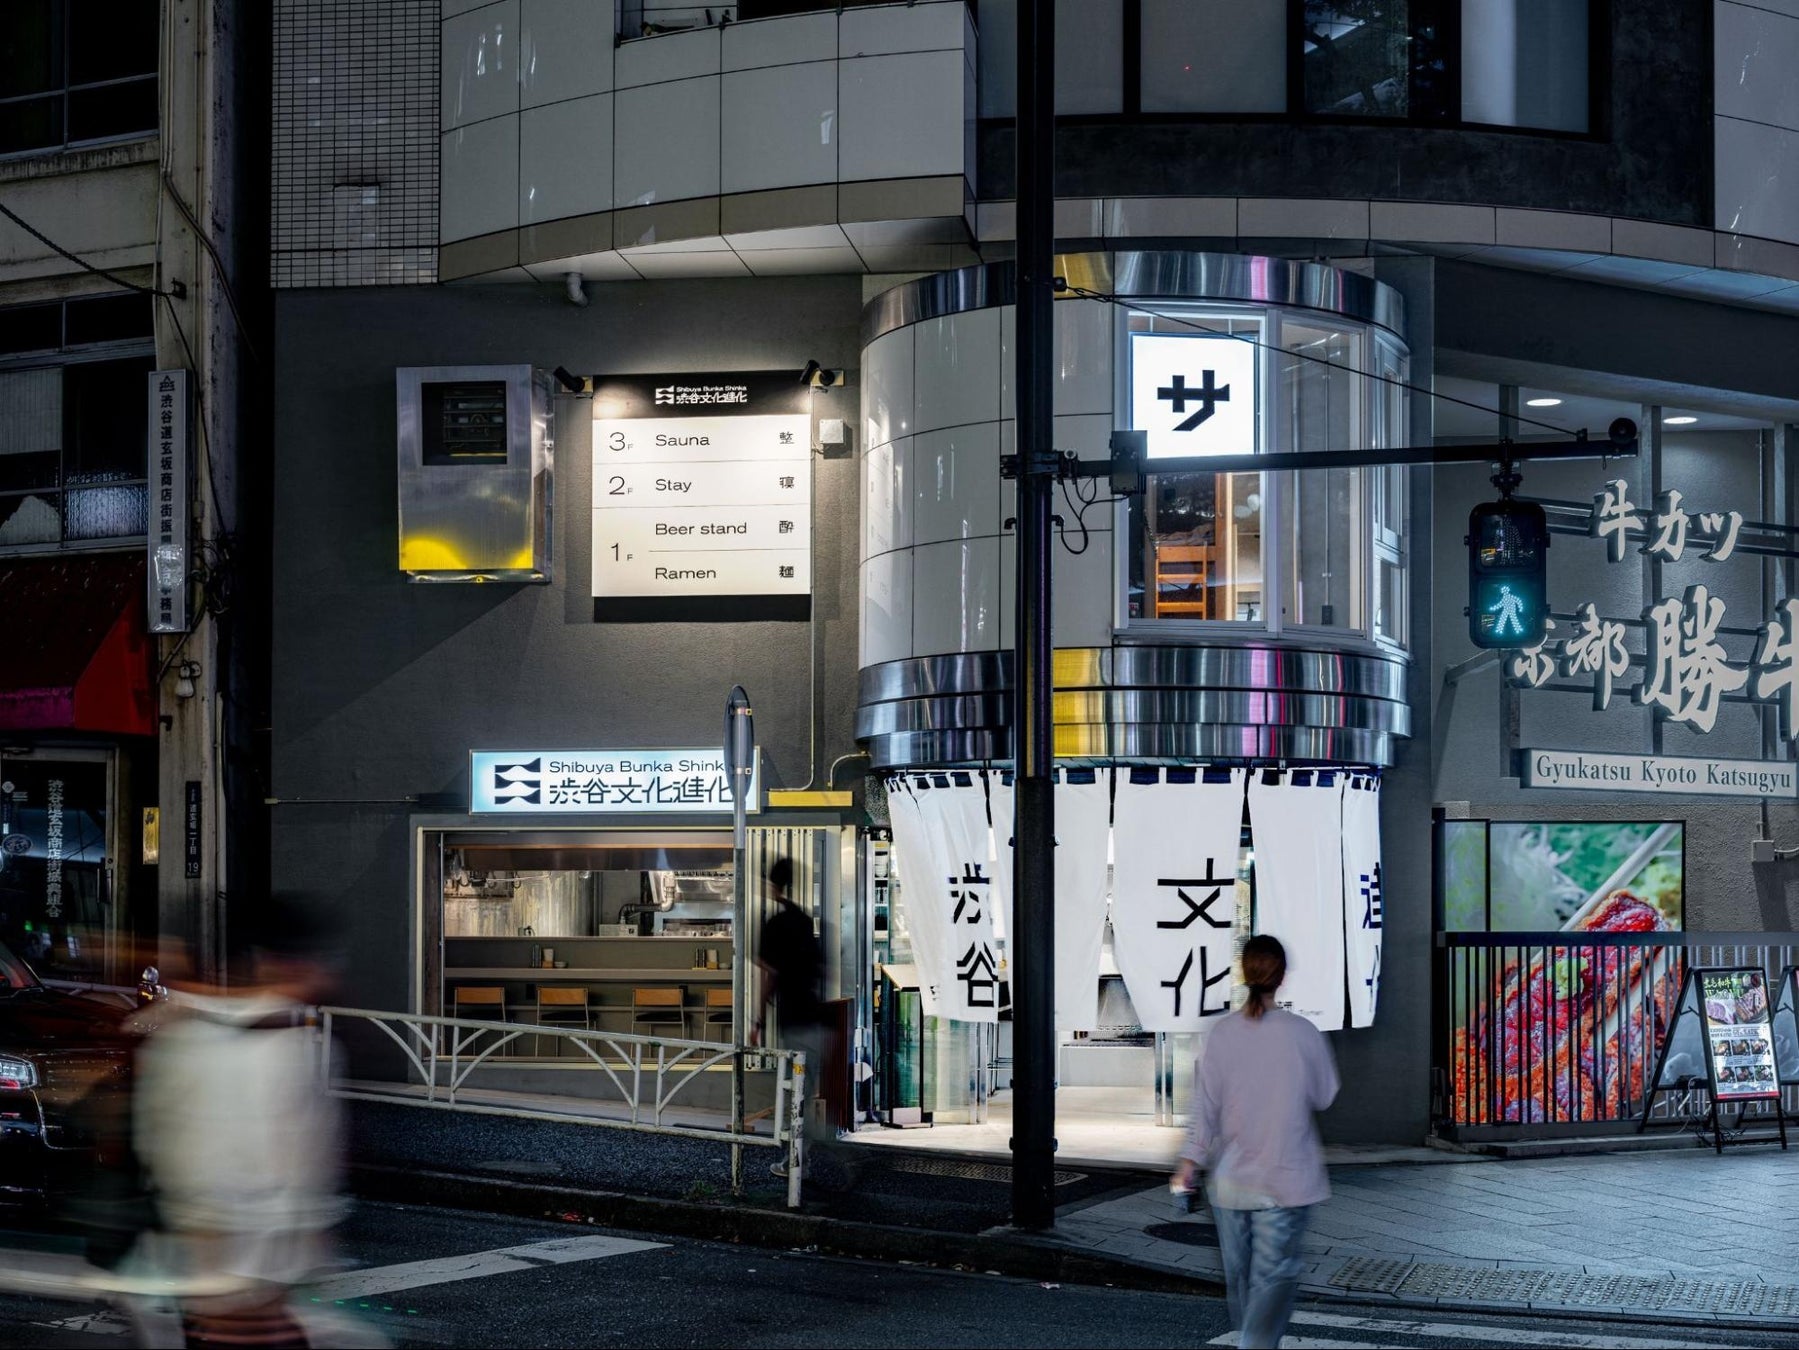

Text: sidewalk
xmin=1041 ymin=1145 xmax=1799 ymax=1326
xmin=344 ymin=1091 xmax=1799 ymax=1328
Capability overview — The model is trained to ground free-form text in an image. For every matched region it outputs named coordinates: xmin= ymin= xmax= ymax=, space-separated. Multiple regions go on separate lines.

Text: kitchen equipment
xmin=510 ymin=873 xmax=597 ymax=936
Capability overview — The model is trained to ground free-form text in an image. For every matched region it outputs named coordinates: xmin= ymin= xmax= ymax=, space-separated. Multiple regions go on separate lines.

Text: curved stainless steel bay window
xmin=857 ymin=253 xmax=1413 ymax=770
xmin=1124 ymin=288 xmax=1410 ymax=649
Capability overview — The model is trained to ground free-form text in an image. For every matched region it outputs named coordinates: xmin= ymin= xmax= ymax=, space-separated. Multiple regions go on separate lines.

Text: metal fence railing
xmin=316 ymin=1006 xmax=808 ymax=1206
xmin=1434 ymin=932 xmax=1799 ymax=1141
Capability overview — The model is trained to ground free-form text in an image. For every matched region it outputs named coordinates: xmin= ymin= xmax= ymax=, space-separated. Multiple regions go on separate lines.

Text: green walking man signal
xmin=1466 ymin=495 xmax=1550 ymax=649
xmin=1487 ymin=584 xmax=1528 ymax=639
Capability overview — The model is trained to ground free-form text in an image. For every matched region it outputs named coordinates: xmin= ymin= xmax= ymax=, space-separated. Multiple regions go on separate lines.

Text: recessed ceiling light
xmin=1525 ymin=397 xmax=1562 ymax=407
xmin=1664 ymin=415 xmax=1698 ymax=425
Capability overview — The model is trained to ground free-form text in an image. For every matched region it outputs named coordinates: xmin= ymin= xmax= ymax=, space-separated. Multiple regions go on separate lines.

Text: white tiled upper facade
xmin=1715 ymin=0 xmax=1799 ymax=247
xmin=438 ymin=0 xmax=976 ymax=248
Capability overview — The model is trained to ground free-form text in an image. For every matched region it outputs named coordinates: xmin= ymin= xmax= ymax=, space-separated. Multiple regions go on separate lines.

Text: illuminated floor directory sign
xmin=591 ymin=371 xmax=812 ymax=620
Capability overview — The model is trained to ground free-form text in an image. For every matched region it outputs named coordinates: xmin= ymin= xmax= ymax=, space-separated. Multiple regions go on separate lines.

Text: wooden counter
xmin=444 ymin=967 xmax=730 ymax=981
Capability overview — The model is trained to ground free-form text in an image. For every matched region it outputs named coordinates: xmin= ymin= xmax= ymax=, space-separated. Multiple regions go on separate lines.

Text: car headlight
xmin=0 ymin=1056 xmax=38 ymax=1091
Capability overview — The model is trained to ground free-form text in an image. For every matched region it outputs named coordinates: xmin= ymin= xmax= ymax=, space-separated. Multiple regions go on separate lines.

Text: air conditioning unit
xmin=395 ymin=365 xmax=553 ymax=582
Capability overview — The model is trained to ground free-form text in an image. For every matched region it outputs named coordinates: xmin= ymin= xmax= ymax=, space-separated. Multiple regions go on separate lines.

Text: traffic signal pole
xmin=1010 ymin=0 xmax=1058 ymax=1232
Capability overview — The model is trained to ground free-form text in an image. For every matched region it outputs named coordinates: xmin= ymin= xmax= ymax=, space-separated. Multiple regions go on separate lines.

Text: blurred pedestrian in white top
xmin=1173 ymin=934 xmax=1339 ymax=1349
xmin=129 ymin=897 xmax=361 ymax=1347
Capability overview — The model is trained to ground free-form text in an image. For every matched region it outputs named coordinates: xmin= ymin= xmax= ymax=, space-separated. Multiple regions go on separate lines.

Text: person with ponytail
xmin=1172 ymin=934 xmax=1339 ymax=1349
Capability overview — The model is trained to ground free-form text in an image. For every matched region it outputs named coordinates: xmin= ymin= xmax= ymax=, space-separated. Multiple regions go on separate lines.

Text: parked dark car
xmin=0 ymin=941 xmax=138 ymax=1203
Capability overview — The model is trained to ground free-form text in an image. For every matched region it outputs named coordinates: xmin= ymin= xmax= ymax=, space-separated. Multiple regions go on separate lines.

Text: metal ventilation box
xmin=396 ymin=365 xmax=553 ymax=582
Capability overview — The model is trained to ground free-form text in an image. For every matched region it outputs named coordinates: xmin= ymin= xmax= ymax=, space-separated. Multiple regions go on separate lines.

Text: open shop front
xmin=851 ymin=255 xmax=1421 ymax=1156
xmin=409 ymin=813 xmax=856 ymax=1120
xmin=854 ymin=764 xmax=1388 ymax=1166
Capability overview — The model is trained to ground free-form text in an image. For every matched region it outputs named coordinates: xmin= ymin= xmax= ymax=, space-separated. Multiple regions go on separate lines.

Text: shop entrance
xmin=853 ymin=829 xmax=1222 ymax=1169
xmin=413 ymin=823 xmax=851 ymax=1112
xmin=0 ymin=748 xmax=122 ymax=983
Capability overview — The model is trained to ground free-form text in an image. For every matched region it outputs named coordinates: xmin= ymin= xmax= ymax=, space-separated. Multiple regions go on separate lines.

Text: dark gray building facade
xmin=271 ymin=0 xmax=1799 ymax=1147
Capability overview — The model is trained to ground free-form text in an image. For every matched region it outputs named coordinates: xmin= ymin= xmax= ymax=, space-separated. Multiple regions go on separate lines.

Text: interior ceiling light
xmin=1664 ymin=415 xmax=1698 ymax=425
xmin=1525 ymin=397 xmax=1562 ymax=407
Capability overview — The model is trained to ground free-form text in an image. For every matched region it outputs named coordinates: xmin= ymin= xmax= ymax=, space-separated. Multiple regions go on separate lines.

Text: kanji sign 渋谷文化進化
xmin=469 ymin=749 xmax=758 ymax=814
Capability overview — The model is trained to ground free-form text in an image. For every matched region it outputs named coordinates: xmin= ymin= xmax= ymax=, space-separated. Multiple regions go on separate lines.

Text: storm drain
xmin=1332 ymin=1256 xmax=1799 ymax=1319
xmin=881 ymin=1156 xmax=1087 ymax=1186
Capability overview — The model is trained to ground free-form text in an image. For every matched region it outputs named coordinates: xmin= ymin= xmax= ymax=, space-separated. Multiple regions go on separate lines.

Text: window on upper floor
xmin=0 ymin=0 xmax=159 ymax=156
xmin=1299 ymin=0 xmax=1591 ymax=132
xmin=980 ymin=0 xmax=1595 ymax=135
xmin=0 ymin=294 xmax=155 ymax=551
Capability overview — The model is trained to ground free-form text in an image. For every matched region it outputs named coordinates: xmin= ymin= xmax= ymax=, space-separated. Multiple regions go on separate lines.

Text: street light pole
xmin=725 ymin=685 xmax=755 ymax=1197
xmin=1010 ymin=0 xmax=1057 ymax=1232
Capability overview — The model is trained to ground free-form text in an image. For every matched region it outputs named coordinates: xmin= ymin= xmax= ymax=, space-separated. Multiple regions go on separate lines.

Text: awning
xmin=0 ymin=553 xmax=154 ymax=736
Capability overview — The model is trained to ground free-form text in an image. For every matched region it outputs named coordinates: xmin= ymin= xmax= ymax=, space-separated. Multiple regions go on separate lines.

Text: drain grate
xmin=882 ymin=1155 xmax=1086 ymax=1186
xmin=1332 ymin=1256 xmax=1799 ymax=1318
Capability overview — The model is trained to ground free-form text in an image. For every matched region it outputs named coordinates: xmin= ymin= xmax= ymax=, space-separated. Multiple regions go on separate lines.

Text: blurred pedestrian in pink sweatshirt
xmin=1173 ymin=935 xmax=1339 ymax=1349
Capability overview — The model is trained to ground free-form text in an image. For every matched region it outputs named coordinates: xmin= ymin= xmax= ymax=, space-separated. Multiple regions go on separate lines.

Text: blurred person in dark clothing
xmin=753 ymin=857 xmax=823 ymax=1041
xmin=751 ymin=858 xmax=835 ymax=1172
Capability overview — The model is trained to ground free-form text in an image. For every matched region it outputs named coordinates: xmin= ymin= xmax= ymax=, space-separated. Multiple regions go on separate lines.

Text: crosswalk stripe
xmin=311 ymin=1233 xmax=667 ymax=1302
xmin=35 ymin=1312 xmax=127 ymax=1336
xmin=1288 ymin=1310 xmax=1738 ymax=1349
xmin=30 ymin=1232 xmax=669 ymax=1335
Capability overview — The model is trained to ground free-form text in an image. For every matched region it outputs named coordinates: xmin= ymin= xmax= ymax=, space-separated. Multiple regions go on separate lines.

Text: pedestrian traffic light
xmin=1467 ymin=499 xmax=1549 ymax=648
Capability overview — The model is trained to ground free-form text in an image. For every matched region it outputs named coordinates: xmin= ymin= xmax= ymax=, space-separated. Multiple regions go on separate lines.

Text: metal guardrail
xmin=316 ymin=1006 xmax=807 ymax=1206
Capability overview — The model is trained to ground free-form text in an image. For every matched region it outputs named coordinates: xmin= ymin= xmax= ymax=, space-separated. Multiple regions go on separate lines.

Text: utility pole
xmin=1010 ymin=0 xmax=1057 ymax=1232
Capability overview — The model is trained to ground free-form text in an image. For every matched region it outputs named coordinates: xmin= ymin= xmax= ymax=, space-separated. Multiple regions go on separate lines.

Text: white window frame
xmin=1112 ymin=298 xmax=1409 ymax=656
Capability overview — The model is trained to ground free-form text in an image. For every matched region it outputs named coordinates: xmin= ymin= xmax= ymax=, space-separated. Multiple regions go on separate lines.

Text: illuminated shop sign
xmin=1128 ymin=333 xmax=1258 ymax=460
xmin=590 ymin=371 xmax=811 ymax=620
xmin=1509 ymin=481 xmax=1795 ymax=737
xmin=1521 ymin=749 xmax=1798 ymax=799
xmin=469 ymin=748 xmax=760 ymax=814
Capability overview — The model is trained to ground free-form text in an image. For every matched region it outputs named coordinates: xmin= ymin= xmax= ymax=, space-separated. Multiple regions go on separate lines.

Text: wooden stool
xmin=631 ymin=986 xmax=686 ymax=1038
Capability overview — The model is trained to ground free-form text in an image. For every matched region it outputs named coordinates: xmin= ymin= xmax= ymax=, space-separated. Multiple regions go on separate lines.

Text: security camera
xmin=553 ymin=366 xmax=592 ymax=396
xmin=800 ymin=360 xmax=845 ymax=390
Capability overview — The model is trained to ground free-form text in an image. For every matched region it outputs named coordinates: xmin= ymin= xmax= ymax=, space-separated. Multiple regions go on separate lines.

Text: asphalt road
xmin=1 ymin=1203 xmax=1796 ymax=1348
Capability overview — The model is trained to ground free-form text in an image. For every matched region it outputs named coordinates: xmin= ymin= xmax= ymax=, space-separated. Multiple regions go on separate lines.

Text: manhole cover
xmin=1143 ymin=1222 xmax=1218 ymax=1248
xmin=882 ymin=1156 xmax=1086 ymax=1186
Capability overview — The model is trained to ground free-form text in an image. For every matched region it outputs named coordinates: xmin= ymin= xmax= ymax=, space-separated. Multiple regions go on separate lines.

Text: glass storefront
xmin=0 ymin=750 xmax=118 ymax=981
xmin=420 ymin=824 xmax=849 ymax=1071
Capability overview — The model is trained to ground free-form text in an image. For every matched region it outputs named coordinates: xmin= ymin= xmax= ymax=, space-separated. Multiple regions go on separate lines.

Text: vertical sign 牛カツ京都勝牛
xmin=590 ymin=372 xmax=812 ymax=621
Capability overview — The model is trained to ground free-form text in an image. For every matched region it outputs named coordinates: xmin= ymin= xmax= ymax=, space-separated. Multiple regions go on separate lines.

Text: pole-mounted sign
xmin=723 ymin=683 xmax=756 ymax=1195
xmin=724 ymin=686 xmax=755 ymax=849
